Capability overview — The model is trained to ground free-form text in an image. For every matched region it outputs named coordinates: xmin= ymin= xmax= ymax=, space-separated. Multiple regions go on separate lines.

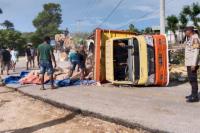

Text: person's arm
xmin=50 ymin=47 xmax=56 ymax=68
xmin=25 ymin=49 xmax=27 ymax=57
xmin=192 ymin=38 xmax=200 ymax=49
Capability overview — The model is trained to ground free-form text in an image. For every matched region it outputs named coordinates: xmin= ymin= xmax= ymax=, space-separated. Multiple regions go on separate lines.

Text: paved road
xmin=7 ymin=82 xmax=200 ymax=133
xmin=0 ymin=87 xmax=142 ymax=133
xmin=4 ymin=57 xmax=200 ymax=133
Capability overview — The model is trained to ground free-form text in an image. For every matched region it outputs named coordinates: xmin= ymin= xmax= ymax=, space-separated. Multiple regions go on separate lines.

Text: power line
xmin=73 ymin=0 xmax=98 ymax=32
xmin=96 ymin=0 xmax=125 ymax=28
xmin=117 ymin=0 xmax=175 ymax=30
xmin=84 ymin=0 xmax=99 ymax=19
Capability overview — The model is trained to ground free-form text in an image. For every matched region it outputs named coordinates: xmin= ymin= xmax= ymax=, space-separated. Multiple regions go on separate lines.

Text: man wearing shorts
xmin=37 ymin=36 xmax=57 ymax=90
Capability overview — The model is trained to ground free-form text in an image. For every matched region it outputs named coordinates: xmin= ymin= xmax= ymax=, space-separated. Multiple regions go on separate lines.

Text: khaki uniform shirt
xmin=185 ymin=34 xmax=200 ymax=66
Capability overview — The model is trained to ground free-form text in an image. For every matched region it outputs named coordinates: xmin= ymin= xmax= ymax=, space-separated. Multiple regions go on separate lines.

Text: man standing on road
xmin=37 ymin=36 xmax=57 ymax=90
xmin=185 ymin=26 xmax=200 ymax=103
xmin=30 ymin=46 xmax=36 ymax=68
xmin=25 ymin=45 xmax=32 ymax=70
xmin=0 ymin=47 xmax=11 ymax=75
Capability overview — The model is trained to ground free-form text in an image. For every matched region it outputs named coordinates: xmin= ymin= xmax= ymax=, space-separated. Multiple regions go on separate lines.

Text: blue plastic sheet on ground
xmin=55 ymin=79 xmax=96 ymax=87
xmin=3 ymin=71 xmax=29 ymax=84
xmin=4 ymin=71 xmax=96 ymax=87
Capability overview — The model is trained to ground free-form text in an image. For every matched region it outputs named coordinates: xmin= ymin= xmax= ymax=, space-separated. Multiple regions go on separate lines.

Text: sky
xmin=0 ymin=0 xmax=199 ymax=33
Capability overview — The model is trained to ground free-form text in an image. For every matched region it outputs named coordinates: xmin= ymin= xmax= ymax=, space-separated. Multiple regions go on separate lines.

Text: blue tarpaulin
xmin=55 ymin=79 xmax=96 ymax=87
xmin=3 ymin=71 xmax=29 ymax=84
xmin=4 ymin=71 xmax=97 ymax=87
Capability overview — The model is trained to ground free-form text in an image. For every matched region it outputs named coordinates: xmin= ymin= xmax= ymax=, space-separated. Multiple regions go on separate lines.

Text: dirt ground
xmin=0 ymin=87 xmax=148 ymax=133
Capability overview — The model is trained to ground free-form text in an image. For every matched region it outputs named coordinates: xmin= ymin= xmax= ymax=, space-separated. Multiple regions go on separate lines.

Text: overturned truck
xmin=92 ymin=28 xmax=169 ymax=86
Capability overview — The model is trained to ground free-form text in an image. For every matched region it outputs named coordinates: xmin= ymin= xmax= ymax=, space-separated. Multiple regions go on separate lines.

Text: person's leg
xmin=0 ymin=62 xmax=4 ymax=75
xmin=26 ymin=57 xmax=29 ymax=70
xmin=68 ymin=62 xmax=76 ymax=78
xmin=80 ymin=68 xmax=84 ymax=80
xmin=47 ymin=62 xmax=55 ymax=89
xmin=6 ymin=62 xmax=10 ymax=75
xmin=13 ymin=62 xmax=16 ymax=72
xmin=191 ymin=66 xmax=199 ymax=95
xmin=79 ymin=62 xmax=85 ymax=80
xmin=39 ymin=60 xmax=46 ymax=90
xmin=41 ymin=73 xmax=45 ymax=90
xmin=188 ymin=66 xmax=198 ymax=95
xmin=30 ymin=58 xmax=33 ymax=68
xmin=50 ymin=73 xmax=55 ymax=89
xmin=32 ymin=57 xmax=35 ymax=68
xmin=187 ymin=66 xmax=199 ymax=102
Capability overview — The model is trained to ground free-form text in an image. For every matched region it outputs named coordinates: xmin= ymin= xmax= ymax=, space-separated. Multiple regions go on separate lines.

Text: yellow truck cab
xmin=105 ymin=37 xmax=133 ymax=85
xmin=105 ymin=36 xmax=148 ymax=85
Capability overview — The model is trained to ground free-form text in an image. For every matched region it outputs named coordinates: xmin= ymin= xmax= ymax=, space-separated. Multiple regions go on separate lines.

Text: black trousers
xmin=187 ymin=66 xmax=199 ymax=95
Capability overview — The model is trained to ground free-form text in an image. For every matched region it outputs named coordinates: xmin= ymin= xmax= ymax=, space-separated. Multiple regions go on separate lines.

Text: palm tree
xmin=167 ymin=15 xmax=179 ymax=43
xmin=128 ymin=24 xmax=140 ymax=33
xmin=179 ymin=13 xmax=188 ymax=30
xmin=144 ymin=27 xmax=153 ymax=34
xmin=182 ymin=2 xmax=200 ymax=30
xmin=179 ymin=13 xmax=188 ymax=43
xmin=1 ymin=20 xmax=14 ymax=30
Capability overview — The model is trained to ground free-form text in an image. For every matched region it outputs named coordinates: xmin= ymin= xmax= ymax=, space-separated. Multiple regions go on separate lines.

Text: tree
xmin=128 ymin=24 xmax=140 ymax=33
xmin=0 ymin=8 xmax=2 ymax=14
xmin=0 ymin=30 xmax=26 ymax=54
xmin=167 ymin=15 xmax=179 ymax=42
xmin=144 ymin=27 xmax=153 ymax=34
xmin=33 ymin=3 xmax=62 ymax=38
xmin=178 ymin=13 xmax=188 ymax=43
xmin=72 ymin=32 xmax=90 ymax=46
xmin=179 ymin=13 xmax=188 ymax=30
xmin=182 ymin=2 xmax=200 ymax=30
xmin=1 ymin=20 xmax=14 ymax=30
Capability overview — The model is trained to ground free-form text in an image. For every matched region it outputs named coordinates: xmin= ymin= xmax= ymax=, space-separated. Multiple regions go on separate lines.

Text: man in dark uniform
xmin=184 ymin=26 xmax=200 ymax=102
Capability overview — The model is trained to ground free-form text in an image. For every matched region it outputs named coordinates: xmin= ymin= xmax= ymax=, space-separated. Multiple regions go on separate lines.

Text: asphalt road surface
xmin=0 ymin=87 xmax=148 ymax=133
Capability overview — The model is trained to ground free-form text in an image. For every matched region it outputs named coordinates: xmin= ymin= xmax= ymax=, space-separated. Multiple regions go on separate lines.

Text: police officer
xmin=185 ymin=26 xmax=200 ymax=102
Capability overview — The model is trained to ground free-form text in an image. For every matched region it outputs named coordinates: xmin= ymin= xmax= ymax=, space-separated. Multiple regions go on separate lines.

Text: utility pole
xmin=160 ymin=0 xmax=165 ymax=34
xmin=76 ymin=19 xmax=83 ymax=33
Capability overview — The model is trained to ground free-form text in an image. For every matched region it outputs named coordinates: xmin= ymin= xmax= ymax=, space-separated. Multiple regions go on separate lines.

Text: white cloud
xmin=125 ymin=5 xmax=154 ymax=13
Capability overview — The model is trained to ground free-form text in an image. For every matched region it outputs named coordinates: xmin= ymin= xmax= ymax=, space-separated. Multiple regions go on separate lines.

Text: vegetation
xmin=0 ymin=8 xmax=26 ymax=54
xmin=0 ymin=30 xmax=26 ymax=54
xmin=31 ymin=3 xmax=63 ymax=47
xmin=143 ymin=27 xmax=153 ymax=34
xmin=72 ymin=32 xmax=90 ymax=46
xmin=179 ymin=13 xmax=188 ymax=30
xmin=181 ymin=2 xmax=200 ymax=30
xmin=128 ymin=24 xmax=140 ymax=33
xmin=169 ymin=49 xmax=185 ymax=65
xmin=1 ymin=20 xmax=14 ymax=30
xmin=166 ymin=15 xmax=179 ymax=41
xmin=166 ymin=2 xmax=200 ymax=43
